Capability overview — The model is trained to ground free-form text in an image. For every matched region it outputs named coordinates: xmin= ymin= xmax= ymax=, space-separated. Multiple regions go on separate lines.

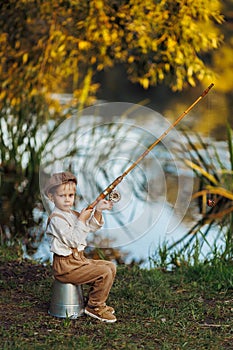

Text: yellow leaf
xmin=91 ymin=56 xmax=96 ymax=64
xmin=165 ymin=63 xmax=170 ymax=72
xmin=111 ymin=31 xmax=118 ymax=41
xmin=95 ymin=0 xmax=103 ymax=9
xmin=118 ymin=12 xmax=126 ymax=19
xmin=51 ymin=50 xmax=57 ymax=58
xmin=128 ymin=56 xmax=134 ymax=63
xmin=187 ymin=66 xmax=193 ymax=76
xmin=97 ymin=63 xmax=104 ymax=71
xmin=212 ymin=38 xmax=218 ymax=49
xmin=0 ymin=90 xmax=6 ymax=100
xmin=140 ymin=78 xmax=149 ymax=89
xmin=11 ymin=97 xmax=17 ymax=106
xmin=30 ymin=88 xmax=38 ymax=96
xmin=187 ymin=75 xmax=196 ymax=87
xmin=22 ymin=53 xmax=28 ymax=64
xmin=78 ymin=41 xmax=91 ymax=50
xmin=15 ymin=40 xmax=20 ymax=49
xmin=175 ymin=51 xmax=184 ymax=65
xmin=58 ymin=44 xmax=65 ymax=52
xmin=158 ymin=69 xmax=164 ymax=80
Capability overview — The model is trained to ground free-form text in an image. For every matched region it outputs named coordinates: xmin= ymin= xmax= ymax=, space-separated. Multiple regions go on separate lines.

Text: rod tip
xmin=202 ymin=83 xmax=214 ymax=96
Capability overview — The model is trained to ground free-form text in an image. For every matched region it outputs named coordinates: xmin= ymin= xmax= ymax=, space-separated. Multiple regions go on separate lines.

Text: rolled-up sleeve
xmin=88 ymin=213 xmax=104 ymax=232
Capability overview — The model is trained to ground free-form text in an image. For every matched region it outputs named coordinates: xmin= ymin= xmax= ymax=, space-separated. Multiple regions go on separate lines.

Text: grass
xmin=0 ymin=244 xmax=233 ymax=350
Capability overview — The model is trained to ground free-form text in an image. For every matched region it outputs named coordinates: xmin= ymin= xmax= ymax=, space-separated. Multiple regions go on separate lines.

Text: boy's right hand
xmin=79 ymin=208 xmax=93 ymax=223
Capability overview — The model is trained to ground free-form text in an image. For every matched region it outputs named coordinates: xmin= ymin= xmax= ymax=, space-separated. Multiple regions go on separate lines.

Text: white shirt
xmin=46 ymin=207 xmax=103 ymax=256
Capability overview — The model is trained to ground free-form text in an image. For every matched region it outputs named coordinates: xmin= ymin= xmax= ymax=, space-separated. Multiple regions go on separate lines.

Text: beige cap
xmin=44 ymin=171 xmax=77 ymax=196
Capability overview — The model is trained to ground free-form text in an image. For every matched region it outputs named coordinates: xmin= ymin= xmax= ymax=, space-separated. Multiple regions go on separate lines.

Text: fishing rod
xmin=87 ymin=83 xmax=214 ymax=210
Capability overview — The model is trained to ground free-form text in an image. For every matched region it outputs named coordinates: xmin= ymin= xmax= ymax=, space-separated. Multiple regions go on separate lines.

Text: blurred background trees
xmin=0 ymin=0 xmax=232 ymax=244
xmin=0 ymin=0 xmax=224 ymax=107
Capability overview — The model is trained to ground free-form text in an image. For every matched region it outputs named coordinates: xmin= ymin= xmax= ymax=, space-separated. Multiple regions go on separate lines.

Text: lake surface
xmin=28 ymin=99 xmax=230 ymax=268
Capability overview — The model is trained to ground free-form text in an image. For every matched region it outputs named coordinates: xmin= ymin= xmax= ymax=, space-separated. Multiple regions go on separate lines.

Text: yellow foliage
xmin=187 ymin=76 xmax=196 ymax=87
xmin=50 ymin=50 xmax=57 ymax=58
xmin=90 ymin=56 xmax=96 ymax=64
xmin=0 ymin=90 xmax=6 ymax=100
xmin=140 ymin=78 xmax=150 ymax=90
xmin=15 ymin=41 xmax=21 ymax=49
xmin=11 ymin=97 xmax=18 ymax=107
xmin=97 ymin=63 xmax=104 ymax=71
xmin=93 ymin=0 xmax=104 ymax=10
xmin=22 ymin=53 xmax=28 ymax=64
xmin=78 ymin=41 xmax=91 ymax=50
xmin=158 ymin=69 xmax=164 ymax=81
xmin=128 ymin=56 xmax=134 ymax=63
xmin=58 ymin=44 xmax=66 ymax=52
xmin=0 ymin=0 xmax=226 ymax=113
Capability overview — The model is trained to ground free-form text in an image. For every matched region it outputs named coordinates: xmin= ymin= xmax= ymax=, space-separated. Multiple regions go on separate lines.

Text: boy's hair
xmin=44 ymin=171 xmax=77 ymax=197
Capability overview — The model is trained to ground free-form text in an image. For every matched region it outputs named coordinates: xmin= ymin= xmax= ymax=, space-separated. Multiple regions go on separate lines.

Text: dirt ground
xmin=0 ymin=260 xmax=53 ymax=330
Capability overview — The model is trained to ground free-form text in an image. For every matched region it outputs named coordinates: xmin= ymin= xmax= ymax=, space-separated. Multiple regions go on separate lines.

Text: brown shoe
xmin=103 ymin=303 xmax=115 ymax=314
xmin=85 ymin=305 xmax=117 ymax=323
xmin=106 ymin=305 xmax=115 ymax=314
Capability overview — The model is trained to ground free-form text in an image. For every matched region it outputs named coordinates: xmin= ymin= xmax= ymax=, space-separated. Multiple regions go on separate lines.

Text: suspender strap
xmin=46 ymin=213 xmax=71 ymax=228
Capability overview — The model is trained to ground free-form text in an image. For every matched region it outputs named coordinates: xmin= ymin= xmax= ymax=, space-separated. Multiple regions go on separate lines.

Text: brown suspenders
xmin=46 ymin=210 xmax=80 ymax=227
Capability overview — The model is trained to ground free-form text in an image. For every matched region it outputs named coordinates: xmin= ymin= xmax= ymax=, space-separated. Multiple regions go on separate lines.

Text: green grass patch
xmin=0 ymin=245 xmax=233 ymax=350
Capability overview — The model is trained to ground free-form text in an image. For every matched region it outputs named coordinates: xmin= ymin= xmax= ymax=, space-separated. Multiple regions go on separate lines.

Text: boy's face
xmin=49 ymin=182 xmax=76 ymax=212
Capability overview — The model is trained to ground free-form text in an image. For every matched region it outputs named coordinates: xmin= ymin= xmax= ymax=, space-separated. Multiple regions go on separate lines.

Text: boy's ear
xmin=47 ymin=193 xmax=54 ymax=202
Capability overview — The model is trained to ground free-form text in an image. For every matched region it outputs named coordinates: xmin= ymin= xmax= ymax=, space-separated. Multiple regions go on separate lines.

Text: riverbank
xmin=0 ymin=244 xmax=232 ymax=350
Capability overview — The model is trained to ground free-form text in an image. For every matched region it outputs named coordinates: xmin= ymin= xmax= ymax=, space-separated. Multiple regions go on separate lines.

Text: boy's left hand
xmin=96 ymin=199 xmax=113 ymax=212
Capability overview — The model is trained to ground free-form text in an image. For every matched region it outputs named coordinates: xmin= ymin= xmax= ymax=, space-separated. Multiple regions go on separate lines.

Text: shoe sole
xmin=84 ymin=309 xmax=117 ymax=323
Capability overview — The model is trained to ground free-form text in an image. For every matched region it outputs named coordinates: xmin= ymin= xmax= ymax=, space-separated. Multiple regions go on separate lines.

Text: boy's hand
xmin=96 ymin=199 xmax=113 ymax=212
xmin=79 ymin=208 xmax=93 ymax=222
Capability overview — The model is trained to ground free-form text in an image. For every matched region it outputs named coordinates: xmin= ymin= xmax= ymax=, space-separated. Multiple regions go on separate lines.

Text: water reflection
xmin=24 ymin=101 xmax=229 ymax=267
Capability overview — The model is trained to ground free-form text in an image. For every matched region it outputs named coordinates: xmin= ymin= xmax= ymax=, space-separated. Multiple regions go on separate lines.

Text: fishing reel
xmin=109 ymin=190 xmax=121 ymax=203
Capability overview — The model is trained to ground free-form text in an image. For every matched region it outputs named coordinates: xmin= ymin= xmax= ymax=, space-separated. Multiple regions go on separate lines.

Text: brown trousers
xmin=52 ymin=249 xmax=116 ymax=307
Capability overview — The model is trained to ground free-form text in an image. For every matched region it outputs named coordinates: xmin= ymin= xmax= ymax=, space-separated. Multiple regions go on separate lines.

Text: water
xmin=23 ymin=100 xmax=230 ymax=268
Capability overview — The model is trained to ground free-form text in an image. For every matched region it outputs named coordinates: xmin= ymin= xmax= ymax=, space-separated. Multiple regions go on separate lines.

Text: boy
xmin=45 ymin=171 xmax=117 ymax=323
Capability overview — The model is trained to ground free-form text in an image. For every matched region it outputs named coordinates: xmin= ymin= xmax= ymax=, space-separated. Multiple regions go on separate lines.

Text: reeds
xmin=150 ymin=125 xmax=233 ymax=270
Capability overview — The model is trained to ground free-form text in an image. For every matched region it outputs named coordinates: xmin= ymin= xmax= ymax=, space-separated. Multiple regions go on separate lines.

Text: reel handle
xmin=109 ymin=190 xmax=121 ymax=203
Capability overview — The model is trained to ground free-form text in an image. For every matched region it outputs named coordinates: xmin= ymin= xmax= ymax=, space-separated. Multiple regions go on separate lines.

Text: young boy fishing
xmin=44 ymin=171 xmax=117 ymax=323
